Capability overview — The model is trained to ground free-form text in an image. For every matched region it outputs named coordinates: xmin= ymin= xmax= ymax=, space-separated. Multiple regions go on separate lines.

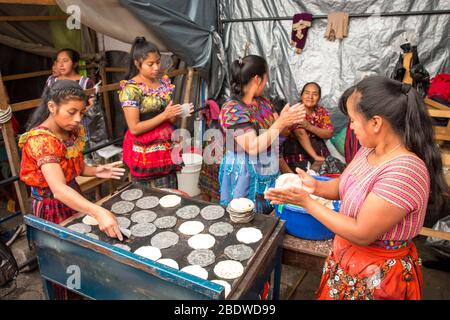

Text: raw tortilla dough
xmin=82 ymin=215 xmax=98 ymax=226
xmin=187 ymin=249 xmax=215 ymax=267
xmin=134 ymin=246 xmax=162 ymax=260
xmin=188 ymin=234 xmax=216 ymax=249
xmin=131 ymin=210 xmax=157 ymax=223
xmin=200 ymin=205 xmax=225 ymax=220
xmin=136 ymin=196 xmax=159 ymax=209
xmin=150 ymin=231 xmax=179 ymax=249
xmin=178 ymin=221 xmax=205 ymax=235
xmin=236 ymin=227 xmax=263 ymax=244
xmin=180 ymin=265 xmax=208 ymax=280
xmin=157 ymin=258 xmax=179 ymax=270
xmin=209 ymin=222 xmax=234 ymax=237
xmin=275 ymin=173 xmax=302 ymax=189
xmin=214 ymin=260 xmax=244 ymax=280
xmin=224 ymin=244 xmax=254 ymax=261
xmin=120 ymin=188 xmax=143 ymax=201
xmin=130 ymin=222 xmax=157 ymax=237
xmin=159 ymin=195 xmax=181 ymax=208
xmin=111 ymin=201 xmax=135 ymax=214
xmin=176 ymin=205 xmax=201 ymax=219
xmin=154 ymin=216 xmax=177 ymax=229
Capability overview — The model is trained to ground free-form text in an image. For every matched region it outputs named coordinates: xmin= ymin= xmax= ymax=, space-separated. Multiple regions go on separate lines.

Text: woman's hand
xmin=277 ymin=103 xmax=306 ymax=129
xmin=94 ymin=208 xmax=123 ymax=241
xmin=264 ymin=185 xmax=311 ymax=207
xmin=163 ymin=101 xmax=183 ymax=120
xmin=95 ymin=161 xmax=126 ymax=180
xmin=295 ymin=167 xmax=317 ymax=194
xmin=297 ymin=119 xmax=311 ymax=130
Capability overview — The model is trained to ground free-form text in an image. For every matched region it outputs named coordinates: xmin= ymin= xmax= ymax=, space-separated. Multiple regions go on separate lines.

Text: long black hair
xmin=300 ymin=82 xmax=322 ymax=101
xmin=347 ymin=76 xmax=449 ymax=209
xmin=338 ymin=85 xmax=356 ymax=115
xmin=230 ymin=55 xmax=267 ymax=99
xmin=125 ymin=36 xmax=161 ymax=80
xmin=26 ymin=80 xmax=86 ymax=131
xmin=56 ymin=48 xmax=81 ymax=73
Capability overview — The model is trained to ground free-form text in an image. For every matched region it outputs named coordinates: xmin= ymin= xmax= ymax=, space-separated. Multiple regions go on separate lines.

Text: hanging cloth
xmin=324 ymin=12 xmax=349 ymax=41
xmin=290 ymin=13 xmax=313 ymax=54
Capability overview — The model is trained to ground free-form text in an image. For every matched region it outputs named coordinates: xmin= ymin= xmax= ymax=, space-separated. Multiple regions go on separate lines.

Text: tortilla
xmin=224 ymin=244 xmax=254 ymax=261
xmin=229 ymin=198 xmax=254 ymax=213
xmin=114 ymin=244 xmax=131 ymax=251
xmin=85 ymin=233 xmax=99 ymax=240
xmin=200 ymin=205 xmax=225 ymax=220
xmin=178 ymin=221 xmax=205 ymax=236
xmin=154 ymin=216 xmax=177 ymax=229
xmin=134 ymin=246 xmax=162 ymax=260
xmin=131 ymin=210 xmax=157 ymax=224
xmin=116 ymin=216 xmax=131 ymax=229
xmin=211 ymin=280 xmax=231 ymax=298
xmin=67 ymin=223 xmax=91 ymax=234
xmin=157 ymin=258 xmax=179 ymax=270
xmin=151 ymin=231 xmax=179 ymax=249
xmin=120 ymin=188 xmax=143 ymax=201
xmin=82 ymin=215 xmax=99 ymax=226
xmin=159 ymin=195 xmax=182 ymax=208
xmin=213 ymin=260 xmax=244 ymax=280
xmin=136 ymin=196 xmax=159 ymax=209
xmin=187 ymin=249 xmax=216 ymax=267
xmin=130 ymin=222 xmax=156 ymax=237
xmin=176 ymin=205 xmax=201 ymax=219
xmin=188 ymin=234 xmax=216 ymax=250
xmin=208 ymin=222 xmax=234 ymax=237
xmin=236 ymin=227 xmax=263 ymax=244
xmin=111 ymin=201 xmax=135 ymax=214
xmin=180 ymin=265 xmax=208 ymax=280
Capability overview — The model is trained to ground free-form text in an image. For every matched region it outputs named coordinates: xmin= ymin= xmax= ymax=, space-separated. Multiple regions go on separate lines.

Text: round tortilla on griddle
xmin=200 ymin=205 xmax=225 ymax=221
xmin=130 ymin=222 xmax=156 ymax=237
xmin=154 ymin=216 xmax=177 ymax=229
xmin=67 ymin=223 xmax=91 ymax=234
xmin=224 ymin=244 xmax=254 ymax=261
xmin=120 ymin=188 xmax=143 ymax=201
xmin=209 ymin=222 xmax=233 ymax=237
xmin=116 ymin=216 xmax=131 ymax=229
xmin=176 ymin=205 xmax=201 ymax=219
xmin=157 ymin=258 xmax=179 ymax=270
xmin=188 ymin=234 xmax=216 ymax=250
xmin=134 ymin=246 xmax=161 ymax=260
xmin=131 ymin=210 xmax=157 ymax=224
xmin=82 ymin=215 xmax=98 ymax=226
xmin=114 ymin=244 xmax=131 ymax=251
xmin=236 ymin=227 xmax=263 ymax=244
xmin=180 ymin=265 xmax=208 ymax=280
xmin=187 ymin=249 xmax=216 ymax=267
xmin=159 ymin=195 xmax=181 ymax=208
xmin=85 ymin=233 xmax=99 ymax=240
xmin=178 ymin=221 xmax=204 ymax=236
xmin=151 ymin=231 xmax=179 ymax=249
xmin=136 ymin=196 xmax=159 ymax=209
xmin=111 ymin=201 xmax=135 ymax=214
xmin=214 ymin=260 xmax=244 ymax=280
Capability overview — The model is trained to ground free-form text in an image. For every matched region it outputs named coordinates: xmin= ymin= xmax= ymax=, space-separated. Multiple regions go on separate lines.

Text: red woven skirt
xmin=122 ymin=121 xmax=182 ymax=179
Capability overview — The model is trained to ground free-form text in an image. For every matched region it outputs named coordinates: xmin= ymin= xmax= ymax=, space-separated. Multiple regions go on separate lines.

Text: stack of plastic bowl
xmin=227 ymin=198 xmax=255 ymax=223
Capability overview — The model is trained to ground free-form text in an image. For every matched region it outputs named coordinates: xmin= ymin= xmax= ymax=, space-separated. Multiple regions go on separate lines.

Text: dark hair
xmin=125 ymin=36 xmax=161 ymax=80
xmin=230 ymin=55 xmax=267 ymax=98
xmin=27 ymin=80 xmax=86 ymax=131
xmin=349 ymin=76 xmax=449 ymax=209
xmin=338 ymin=85 xmax=356 ymax=115
xmin=300 ymin=82 xmax=322 ymax=101
xmin=56 ymin=48 xmax=81 ymax=73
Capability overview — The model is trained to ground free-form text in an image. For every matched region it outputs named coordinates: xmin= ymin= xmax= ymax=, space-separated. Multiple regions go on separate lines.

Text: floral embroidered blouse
xmin=19 ymin=126 xmax=85 ymax=188
xmin=118 ymin=75 xmax=175 ymax=114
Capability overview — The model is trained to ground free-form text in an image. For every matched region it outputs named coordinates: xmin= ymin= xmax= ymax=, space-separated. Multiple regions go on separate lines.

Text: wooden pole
xmin=0 ymin=73 xmax=30 ymax=214
xmin=99 ymin=65 xmax=113 ymax=139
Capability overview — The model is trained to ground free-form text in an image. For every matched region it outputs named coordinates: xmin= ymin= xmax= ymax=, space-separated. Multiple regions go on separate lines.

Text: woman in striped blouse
xmin=265 ymin=76 xmax=449 ymax=300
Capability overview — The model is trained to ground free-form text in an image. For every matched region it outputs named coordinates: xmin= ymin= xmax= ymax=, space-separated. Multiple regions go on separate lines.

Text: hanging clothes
xmin=324 ymin=12 xmax=349 ymax=41
xmin=290 ymin=13 xmax=313 ymax=54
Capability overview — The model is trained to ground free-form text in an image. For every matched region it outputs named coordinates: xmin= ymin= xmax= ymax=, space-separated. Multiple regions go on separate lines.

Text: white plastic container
xmin=176 ymin=153 xmax=203 ymax=196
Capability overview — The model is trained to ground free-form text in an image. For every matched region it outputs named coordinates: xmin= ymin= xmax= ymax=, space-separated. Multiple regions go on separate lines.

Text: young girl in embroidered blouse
xmin=20 ymin=80 xmax=124 ymax=241
xmin=119 ymin=37 xmax=193 ymax=189
xmin=266 ymin=76 xmax=449 ymax=300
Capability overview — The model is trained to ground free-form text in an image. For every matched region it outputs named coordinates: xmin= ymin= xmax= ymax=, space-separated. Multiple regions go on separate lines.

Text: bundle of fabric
xmin=290 ymin=13 xmax=313 ymax=54
xmin=324 ymin=12 xmax=349 ymax=42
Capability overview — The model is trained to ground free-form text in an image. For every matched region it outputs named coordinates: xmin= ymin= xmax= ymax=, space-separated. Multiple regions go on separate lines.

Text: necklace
xmin=371 ymin=143 xmax=403 ymax=164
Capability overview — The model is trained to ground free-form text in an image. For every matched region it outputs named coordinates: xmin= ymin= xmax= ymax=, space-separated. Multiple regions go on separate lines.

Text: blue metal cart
xmin=24 ymin=190 xmax=284 ymax=300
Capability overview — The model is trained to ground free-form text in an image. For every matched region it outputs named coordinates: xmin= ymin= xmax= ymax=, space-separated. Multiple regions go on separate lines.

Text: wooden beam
xmin=180 ymin=67 xmax=194 ymax=130
xmin=0 ymin=0 xmax=56 ymax=5
xmin=425 ymin=97 xmax=449 ymax=111
xmin=0 ymin=73 xmax=30 ymax=214
xmin=0 ymin=16 xmax=66 ymax=22
xmin=3 ymin=70 xmax=52 ymax=82
xmin=420 ymin=227 xmax=450 ymax=241
xmin=429 ymin=109 xmax=450 ymax=118
xmin=99 ymin=66 xmax=113 ymax=139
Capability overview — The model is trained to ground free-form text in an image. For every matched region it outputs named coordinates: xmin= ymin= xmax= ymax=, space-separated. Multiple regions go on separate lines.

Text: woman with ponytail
xmin=21 ymin=80 xmax=124 ymax=238
xmin=119 ymin=37 xmax=192 ymax=188
xmin=218 ymin=55 xmax=306 ymax=214
xmin=266 ymin=76 xmax=449 ymax=300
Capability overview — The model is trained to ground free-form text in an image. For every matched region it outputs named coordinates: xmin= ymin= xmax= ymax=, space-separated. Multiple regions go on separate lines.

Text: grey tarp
xmin=119 ymin=0 xmax=226 ymax=98
xmin=220 ymin=0 xmax=450 ymax=131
